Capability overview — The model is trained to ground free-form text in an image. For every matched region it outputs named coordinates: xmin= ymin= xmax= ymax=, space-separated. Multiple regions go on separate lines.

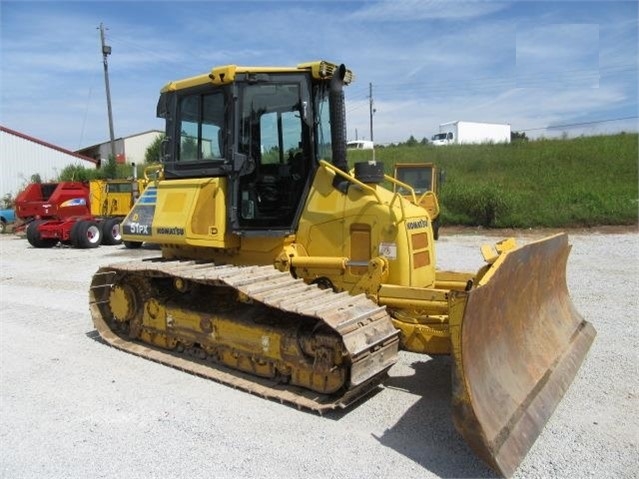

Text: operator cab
xmin=157 ymin=68 xmax=335 ymax=236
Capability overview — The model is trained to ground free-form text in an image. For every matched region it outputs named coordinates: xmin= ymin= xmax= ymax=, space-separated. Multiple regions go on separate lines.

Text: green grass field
xmin=349 ymin=133 xmax=638 ymax=228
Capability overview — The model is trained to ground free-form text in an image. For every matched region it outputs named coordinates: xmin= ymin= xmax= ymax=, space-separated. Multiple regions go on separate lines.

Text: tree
xmin=58 ymin=164 xmax=100 ymax=182
xmin=102 ymin=156 xmax=118 ymax=179
xmin=405 ymin=135 xmax=418 ymax=146
xmin=144 ymin=133 xmax=165 ymax=163
xmin=511 ymin=131 xmax=528 ymax=142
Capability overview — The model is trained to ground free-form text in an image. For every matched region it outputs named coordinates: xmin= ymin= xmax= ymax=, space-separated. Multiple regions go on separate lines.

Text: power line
xmin=365 ymin=63 xmax=636 ymax=98
xmin=521 ymin=116 xmax=638 ymax=132
xmin=78 ymin=70 xmax=99 ymax=150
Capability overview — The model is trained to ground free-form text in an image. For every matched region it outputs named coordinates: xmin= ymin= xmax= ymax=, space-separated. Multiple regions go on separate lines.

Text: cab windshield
xmin=235 ymin=74 xmax=314 ymax=231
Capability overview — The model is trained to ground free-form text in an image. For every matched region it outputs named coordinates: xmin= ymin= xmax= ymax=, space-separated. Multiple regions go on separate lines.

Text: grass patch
xmin=348 ymin=133 xmax=638 ymax=228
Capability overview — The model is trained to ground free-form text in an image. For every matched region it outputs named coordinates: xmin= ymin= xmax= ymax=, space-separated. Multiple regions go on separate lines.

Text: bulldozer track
xmin=90 ymin=258 xmax=399 ymax=412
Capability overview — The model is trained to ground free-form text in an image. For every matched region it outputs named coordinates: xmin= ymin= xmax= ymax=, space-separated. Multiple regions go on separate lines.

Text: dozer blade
xmin=449 ymin=233 xmax=596 ymax=477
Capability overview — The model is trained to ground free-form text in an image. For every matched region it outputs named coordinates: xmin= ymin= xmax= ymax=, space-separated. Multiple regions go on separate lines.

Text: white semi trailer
xmin=431 ymin=121 xmax=511 ymax=146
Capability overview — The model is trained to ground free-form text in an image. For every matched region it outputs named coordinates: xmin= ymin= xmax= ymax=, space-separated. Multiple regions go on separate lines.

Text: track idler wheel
xmin=107 ymin=277 xmax=153 ymax=339
xmin=109 ymin=283 xmax=138 ymax=322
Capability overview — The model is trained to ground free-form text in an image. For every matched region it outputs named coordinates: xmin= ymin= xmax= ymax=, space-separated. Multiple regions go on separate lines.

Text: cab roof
xmin=160 ymin=60 xmax=354 ymax=92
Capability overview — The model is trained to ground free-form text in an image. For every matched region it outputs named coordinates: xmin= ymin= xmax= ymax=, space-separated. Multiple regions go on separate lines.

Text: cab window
xmin=178 ymin=92 xmax=224 ymax=162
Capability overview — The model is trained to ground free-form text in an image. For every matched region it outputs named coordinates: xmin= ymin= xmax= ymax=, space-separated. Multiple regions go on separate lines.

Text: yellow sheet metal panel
xmin=89 ymin=180 xmax=103 ymax=216
xmin=121 ymin=177 xmax=236 ymax=250
xmin=190 ymin=182 xmax=217 ymax=235
xmin=297 ymin=164 xmax=437 ymax=291
xmin=152 ymin=180 xmax=204 ymax=239
xmin=160 ymin=191 xmax=187 ymax=213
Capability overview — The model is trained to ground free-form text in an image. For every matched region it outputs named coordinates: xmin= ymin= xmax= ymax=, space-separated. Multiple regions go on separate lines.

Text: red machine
xmin=15 ymin=181 xmax=131 ymax=248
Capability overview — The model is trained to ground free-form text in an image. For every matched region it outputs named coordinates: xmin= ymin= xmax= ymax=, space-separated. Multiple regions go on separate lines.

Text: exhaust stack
xmin=329 ymin=64 xmax=349 ymax=190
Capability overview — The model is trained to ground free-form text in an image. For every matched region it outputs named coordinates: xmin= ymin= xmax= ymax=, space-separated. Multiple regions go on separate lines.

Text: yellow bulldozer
xmin=89 ymin=61 xmax=595 ymax=476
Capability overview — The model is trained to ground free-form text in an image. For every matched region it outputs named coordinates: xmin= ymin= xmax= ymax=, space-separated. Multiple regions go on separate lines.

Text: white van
xmin=347 ymin=140 xmax=374 ymax=150
xmin=431 ymin=121 xmax=511 ymax=146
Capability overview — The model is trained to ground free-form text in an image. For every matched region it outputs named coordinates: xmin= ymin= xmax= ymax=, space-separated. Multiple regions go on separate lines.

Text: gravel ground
xmin=0 ymin=230 xmax=637 ymax=479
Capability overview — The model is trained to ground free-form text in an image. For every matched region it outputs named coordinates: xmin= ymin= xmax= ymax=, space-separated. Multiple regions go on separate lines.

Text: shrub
xmin=443 ymin=183 xmax=511 ymax=227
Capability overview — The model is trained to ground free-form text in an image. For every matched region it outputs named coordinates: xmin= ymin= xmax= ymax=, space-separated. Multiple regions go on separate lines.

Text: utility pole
xmin=369 ymin=82 xmax=375 ymax=142
xmin=98 ymin=22 xmax=116 ymax=160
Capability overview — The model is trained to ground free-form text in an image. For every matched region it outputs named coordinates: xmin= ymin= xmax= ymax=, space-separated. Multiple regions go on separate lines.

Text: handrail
xmin=319 ymin=160 xmax=383 ymax=204
xmin=385 ymin=173 xmax=440 ymax=221
xmin=144 ymin=163 xmax=165 ymax=183
xmin=385 ymin=174 xmax=419 ymax=204
xmin=320 ymin=161 xmax=412 ymax=226
xmin=385 ymin=174 xmax=415 ymax=225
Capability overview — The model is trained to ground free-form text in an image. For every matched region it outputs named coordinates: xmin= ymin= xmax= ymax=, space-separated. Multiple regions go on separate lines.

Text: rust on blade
xmin=450 ymin=233 xmax=596 ymax=477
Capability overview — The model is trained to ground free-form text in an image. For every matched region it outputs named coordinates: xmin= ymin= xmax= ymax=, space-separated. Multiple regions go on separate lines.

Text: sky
xmin=1 ymin=0 xmax=637 ymax=150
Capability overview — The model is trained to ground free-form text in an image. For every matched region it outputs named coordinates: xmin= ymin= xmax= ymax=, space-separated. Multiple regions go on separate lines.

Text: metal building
xmin=1 ymin=126 xmax=98 ymax=199
xmin=77 ymin=130 xmax=163 ymax=166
